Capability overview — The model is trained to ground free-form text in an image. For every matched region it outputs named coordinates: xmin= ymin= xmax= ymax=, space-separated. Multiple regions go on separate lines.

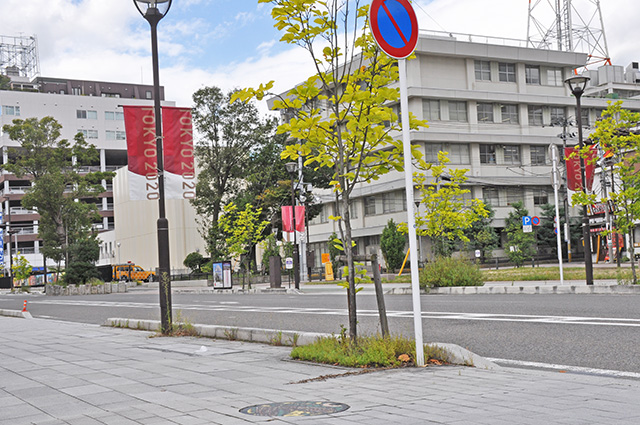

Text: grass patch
xmin=482 ymin=266 xmax=634 ymax=282
xmin=290 ymin=332 xmax=451 ymax=368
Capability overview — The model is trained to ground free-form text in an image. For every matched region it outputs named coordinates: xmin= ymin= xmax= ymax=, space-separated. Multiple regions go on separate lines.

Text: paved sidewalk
xmin=1 ymin=316 xmax=639 ymax=424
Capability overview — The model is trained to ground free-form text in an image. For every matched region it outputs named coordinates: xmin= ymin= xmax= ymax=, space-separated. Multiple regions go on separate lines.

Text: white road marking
xmin=487 ymin=358 xmax=640 ymax=380
xmin=26 ymin=300 xmax=640 ymax=328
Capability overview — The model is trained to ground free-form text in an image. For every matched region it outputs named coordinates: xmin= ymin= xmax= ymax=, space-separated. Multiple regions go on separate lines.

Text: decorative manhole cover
xmin=240 ymin=401 xmax=350 ymax=417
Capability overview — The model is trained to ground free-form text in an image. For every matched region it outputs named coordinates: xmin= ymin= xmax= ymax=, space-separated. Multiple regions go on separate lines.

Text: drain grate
xmin=240 ymin=401 xmax=350 ymax=417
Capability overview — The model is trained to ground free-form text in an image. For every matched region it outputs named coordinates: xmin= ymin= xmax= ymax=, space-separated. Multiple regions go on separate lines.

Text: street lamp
xmin=134 ymin=0 xmax=173 ymax=332
xmin=565 ymin=74 xmax=594 ymax=286
xmin=285 ymin=162 xmax=300 ymax=290
xmin=414 ymin=200 xmax=421 ymax=265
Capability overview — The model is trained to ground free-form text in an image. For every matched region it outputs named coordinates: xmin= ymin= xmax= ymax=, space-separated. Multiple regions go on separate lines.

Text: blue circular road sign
xmin=370 ymin=0 xmax=419 ymax=59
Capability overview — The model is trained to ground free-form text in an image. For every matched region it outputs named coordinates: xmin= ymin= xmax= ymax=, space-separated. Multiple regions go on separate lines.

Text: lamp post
xmin=414 ymin=200 xmax=421 ymax=266
xmin=565 ymin=74 xmax=594 ymax=286
xmin=134 ymin=0 xmax=174 ymax=331
xmin=285 ymin=162 xmax=300 ymax=290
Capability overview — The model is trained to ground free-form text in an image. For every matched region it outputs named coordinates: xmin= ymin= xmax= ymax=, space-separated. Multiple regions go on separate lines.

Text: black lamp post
xmin=134 ymin=0 xmax=173 ymax=331
xmin=565 ymin=74 xmax=594 ymax=286
xmin=285 ymin=162 xmax=300 ymax=290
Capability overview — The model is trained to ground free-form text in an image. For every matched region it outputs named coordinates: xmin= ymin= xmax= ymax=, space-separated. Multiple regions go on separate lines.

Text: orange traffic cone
xmin=22 ymin=300 xmax=27 ymax=312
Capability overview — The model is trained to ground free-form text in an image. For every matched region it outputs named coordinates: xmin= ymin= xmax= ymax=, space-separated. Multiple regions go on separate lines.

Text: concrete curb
xmin=104 ymin=318 xmax=500 ymax=370
xmin=387 ymin=284 xmax=640 ymax=295
xmin=0 ymin=308 xmax=33 ymax=319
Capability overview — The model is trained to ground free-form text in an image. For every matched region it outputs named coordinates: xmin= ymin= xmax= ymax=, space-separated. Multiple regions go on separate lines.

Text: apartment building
xmin=0 ymin=75 xmax=172 ymax=272
xmin=301 ymin=32 xmax=640 ymax=268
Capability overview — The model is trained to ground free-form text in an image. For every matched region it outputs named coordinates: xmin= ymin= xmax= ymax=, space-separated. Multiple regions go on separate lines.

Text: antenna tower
xmin=0 ymin=35 xmax=40 ymax=79
xmin=527 ymin=0 xmax=611 ymax=68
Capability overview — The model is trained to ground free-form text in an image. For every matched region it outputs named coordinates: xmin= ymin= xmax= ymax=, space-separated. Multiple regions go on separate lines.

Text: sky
xmin=1 ymin=0 xmax=637 ymax=115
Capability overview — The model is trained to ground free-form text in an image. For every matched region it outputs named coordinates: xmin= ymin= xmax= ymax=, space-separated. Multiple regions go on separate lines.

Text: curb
xmin=387 ymin=284 xmax=640 ymax=295
xmin=104 ymin=318 xmax=500 ymax=370
xmin=0 ymin=308 xmax=33 ymax=319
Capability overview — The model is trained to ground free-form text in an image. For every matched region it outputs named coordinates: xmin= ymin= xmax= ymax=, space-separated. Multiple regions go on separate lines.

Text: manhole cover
xmin=240 ymin=401 xmax=350 ymax=417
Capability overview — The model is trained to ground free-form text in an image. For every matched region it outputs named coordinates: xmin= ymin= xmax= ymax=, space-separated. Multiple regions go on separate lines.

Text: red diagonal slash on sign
xmin=381 ymin=1 xmax=408 ymax=45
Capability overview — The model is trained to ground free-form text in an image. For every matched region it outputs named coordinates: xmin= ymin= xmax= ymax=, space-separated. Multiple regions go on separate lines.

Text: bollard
xmin=22 ymin=300 xmax=27 ymax=312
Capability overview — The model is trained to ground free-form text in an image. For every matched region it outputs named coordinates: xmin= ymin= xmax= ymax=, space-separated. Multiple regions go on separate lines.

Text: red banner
xmin=162 ymin=107 xmax=195 ymax=199
xmin=281 ymin=206 xmax=305 ymax=232
xmin=123 ymin=106 xmax=158 ymax=200
xmin=565 ymin=146 xmax=596 ymax=191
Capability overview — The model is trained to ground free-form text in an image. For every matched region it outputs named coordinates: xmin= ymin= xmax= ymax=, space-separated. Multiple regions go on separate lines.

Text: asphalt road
xmin=1 ymin=288 xmax=639 ymax=375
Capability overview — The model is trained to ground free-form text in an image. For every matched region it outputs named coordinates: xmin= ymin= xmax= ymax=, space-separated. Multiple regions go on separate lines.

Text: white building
xmin=299 ymin=32 xmax=640 ymax=269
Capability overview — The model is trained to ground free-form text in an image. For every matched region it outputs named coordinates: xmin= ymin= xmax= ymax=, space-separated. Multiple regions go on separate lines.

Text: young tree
xmin=575 ymin=101 xmax=640 ymax=283
xmin=505 ymin=201 xmax=537 ymax=267
xmin=64 ymin=236 xmax=100 ymax=285
xmin=218 ymin=202 xmax=270 ymax=274
xmin=183 ymin=252 xmax=206 ymax=273
xmin=380 ymin=219 xmax=406 ymax=273
xmin=11 ymin=252 xmax=32 ymax=284
xmin=191 ymin=86 xmax=279 ymax=260
xmin=412 ymin=152 xmax=489 ymax=259
xmin=2 ymin=117 xmax=110 ymax=270
xmin=234 ymin=1 xmax=427 ymax=340
xmin=464 ymin=204 xmax=499 ymax=262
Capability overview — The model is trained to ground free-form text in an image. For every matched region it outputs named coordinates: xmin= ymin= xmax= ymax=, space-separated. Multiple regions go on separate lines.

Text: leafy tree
xmin=575 ymin=101 xmax=640 ymax=283
xmin=411 ymin=152 xmax=488 ymax=258
xmin=64 ymin=236 xmax=100 ymax=285
xmin=464 ymin=203 xmax=499 ymax=261
xmin=380 ymin=219 xmax=406 ymax=272
xmin=0 ymin=75 xmax=11 ymax=90
xmin=183 ymin=252 xmax=206 ymax=273
xmin=11 ymin=252 xmax=32 ymax=283
xmin=260 ymin=234 xmax=281 ymax=274
xmin=218 ymin=202 xmax=270 ymax=274
xmin=190 ymin=86 xmax=279 ymax=260
xmin=2 ymin=117 xmax=111 ymax=270
xmin=234 ymin=0 xmax=427 ymax=340
xmin=505 ymin=201 xmax=536 ymax=267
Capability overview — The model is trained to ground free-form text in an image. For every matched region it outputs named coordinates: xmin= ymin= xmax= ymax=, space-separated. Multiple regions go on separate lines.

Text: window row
xmin=475 ymin=61 xmax=564 ymax=86
xmin=483 ymin=187 xmax=549 ymax=207
xmin=364 ymin=190 xmax=407 ymax=216
xmin=0 ymin=105 xmax=21 ymax=116
xmin=423 ymin=143 xmax=549 ymax=166
xmin=77 ymin=129 xmax=126 ymax=140
xmin=77 ymin=110 xmax=124 ymax=121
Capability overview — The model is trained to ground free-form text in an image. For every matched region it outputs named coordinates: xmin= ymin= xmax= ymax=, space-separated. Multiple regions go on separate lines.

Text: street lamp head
xmin=285 ymin=162 xmax=298 ymax=176
xmin=133 ymin=0 xmax=172 ymax=21
xmin=564 ymin=75 xmax=591 ymax=96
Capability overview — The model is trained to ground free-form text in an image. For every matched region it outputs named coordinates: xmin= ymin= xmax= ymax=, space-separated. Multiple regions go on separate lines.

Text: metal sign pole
xmin=399 ymin=59 xmax=424 ymax=367
xmin=551 ymin=145 xmax=564 ymax=284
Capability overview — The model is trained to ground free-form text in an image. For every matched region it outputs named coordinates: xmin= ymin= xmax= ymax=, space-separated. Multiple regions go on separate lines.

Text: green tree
xmin=575 ymin=101 xmax=640 ymax=283
xmin=11 ymin=252 xmax=32 ymax=283
xmin=2 ymin=117 xmax=111 ymax=271
xmin=218 ymin=202 xmax=270 ymax=273
xmin=183 ymin=252 xmax=206 ymax=273
xmin=260 ymin=234 xmax=281 ymax=274
xmin=505 ymin=201 xmax=537 ymax=267
xmin=234 ymin=1 xmax=427 ymax=340
xmin=380 ymin=219 xmax=406 ymax=273
xmin=64 ymin=236 xmax=100 ymax=285
xmin=190 ymin=86 xmax=279 ymax=260
xmin=412 ymin=152 xmax=488 ymax=258
xmin=0 ymin=75 xmax=11 ymax=90
xmin=464 ymin=203 xmax=499 ymax=261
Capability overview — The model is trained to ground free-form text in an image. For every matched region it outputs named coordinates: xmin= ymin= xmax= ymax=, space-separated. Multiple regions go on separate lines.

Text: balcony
xmin=9 ymin=207 xmax=37 ymax=215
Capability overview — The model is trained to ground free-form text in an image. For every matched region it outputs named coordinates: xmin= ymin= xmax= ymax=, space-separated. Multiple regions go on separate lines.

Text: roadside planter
xmin=45 ymin=282 xmax=128 ymax=296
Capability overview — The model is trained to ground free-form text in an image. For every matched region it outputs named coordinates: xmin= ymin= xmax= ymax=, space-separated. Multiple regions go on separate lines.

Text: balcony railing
xmin=9 ymin=207 xmax=37 ymax=215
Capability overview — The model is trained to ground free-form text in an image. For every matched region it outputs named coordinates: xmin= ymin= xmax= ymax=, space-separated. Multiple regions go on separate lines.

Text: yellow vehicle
xmin=113 ymin=263 xmax=156 ymax=282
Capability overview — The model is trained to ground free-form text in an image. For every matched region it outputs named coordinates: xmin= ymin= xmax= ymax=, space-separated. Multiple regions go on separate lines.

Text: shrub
xmin=420 ymin=257 xmax=483 ymax=288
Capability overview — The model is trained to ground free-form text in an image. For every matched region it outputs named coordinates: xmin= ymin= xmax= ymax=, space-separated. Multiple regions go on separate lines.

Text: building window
xmin=550 ymin=107 xmax=565 ymax=125
xmin=309 ymin=204 xmax=329 ymax=225
xmin=483 ymin=188 xmax=499 ymax=206
xmin=349 ymin=201 xmax=358 ymax=219
xmin=525 ymin=65 xmax=540 ymax=84
xmin=581 ymin=108 xmax=590 ymax=127
xmin=106 ymin=130 xmax=126 ymax=140
xmin=547 ymin=68 xmax=563 ymax=86
xmin=78 ymin=129 xmax=98 ymax=139
xmin=422 ymin=99 xmax=440 ymax=121
xmin=102 ymin=93 xmax=121 ymax=98
xmin=533 ymin=189 xmax=548 ymax=205
xmin=71 ymin=87 xmax=82 ymax=95
xmin=105 ymin=111 xmax=124 ymax=121
xmin=530 ymin=146 xmax=548 ymax=165
xmin=382 ymin=191 xmax=406 ymax=214
xmin=145 ymin=91 xmax=152 ymax=99
xmin=505 ymin=188 xmax=524 ymax=206
xmin=480 ymin=144 xmax=496 ymax=164
xmin=475 ymin=60 xmax=491 ymax=81
xmin=77 ymin=110 xmax=97 ymax=119
xmin=425 ymin=143 xmax=470 ymax=164
xmin=1 ymin=105 xmax=20 ymax=116
xmin=477 ymin=103 xmax=494 ymax=123
xmin=449 ymin=101 xmax=467 ymax=122
xmin=498 ymin=63 xmax=516 ymax=82
xmin=503 ymin=145 xmax=521 ymax=165
xmin=501 ymin=104 xmax=518 ymax=124
xmin=528 ymin=105 xmax=543 ymax=126
xmin=364 ymin=196 xmax=377 ymax=216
